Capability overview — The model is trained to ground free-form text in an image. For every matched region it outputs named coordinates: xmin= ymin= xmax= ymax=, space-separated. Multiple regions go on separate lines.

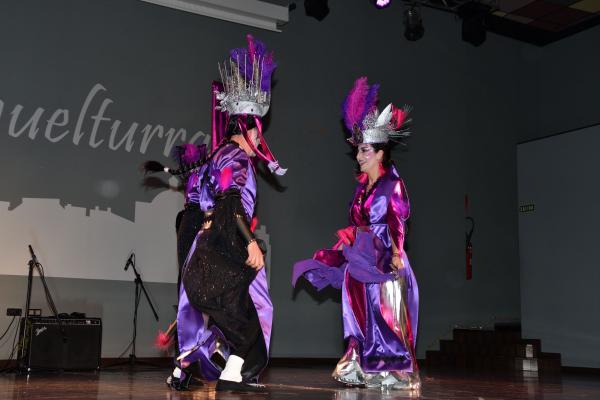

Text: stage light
xmin=404 ymin=4 xmax=424 ymax=41
xmin=304 ymin=0 xmax=329 ymax=21
xmin=458 ymin=1 xmax=491 ymax=47
xmin=372 ymin=0 xmax=391 ymax=9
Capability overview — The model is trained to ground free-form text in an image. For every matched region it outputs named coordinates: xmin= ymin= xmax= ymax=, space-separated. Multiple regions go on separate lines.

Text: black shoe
xmin=215 ymin=379 xmax=268 ymax=393
xmin=167 ymin=371 xmax=193 ymax=391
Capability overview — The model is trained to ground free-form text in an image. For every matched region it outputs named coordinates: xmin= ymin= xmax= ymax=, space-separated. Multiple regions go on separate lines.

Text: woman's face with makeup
xmin=356 ymin=143 xmax=382 ymax=174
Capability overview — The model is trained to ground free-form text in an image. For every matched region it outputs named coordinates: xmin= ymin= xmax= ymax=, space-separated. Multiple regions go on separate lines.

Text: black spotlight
xmin=404 ymin=4 xmax=424 ymax=41
xmin=304 ymin=0 xmax=329 ymax=21
xmin=458 ymin=1 xmax=491 ymax=47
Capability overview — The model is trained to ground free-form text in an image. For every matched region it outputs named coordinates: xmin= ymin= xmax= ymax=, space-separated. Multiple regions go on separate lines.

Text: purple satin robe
xmin=184 ymin=170 xmax=201 ymax=205
xmin=177 ymin=143 xmax=273 ymax=381
xmin=293 ymin=164 xmax=419 ymax=376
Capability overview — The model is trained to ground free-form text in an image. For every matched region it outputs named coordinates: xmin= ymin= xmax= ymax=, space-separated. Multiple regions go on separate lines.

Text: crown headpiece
xmin=216 ymin=34 xmax=276 ymax=117
xmin=342 ymin=77 xmax=412 ymax=146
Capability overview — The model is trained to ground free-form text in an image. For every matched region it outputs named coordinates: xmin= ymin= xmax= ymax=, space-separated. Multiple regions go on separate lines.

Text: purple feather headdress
xmin=217 ymin=35 xmax=277 ymax=117
xmin=342 ymin=77 xmax=412 ymax=146
xmin=342 ymin=77 xmax=379 ymax=138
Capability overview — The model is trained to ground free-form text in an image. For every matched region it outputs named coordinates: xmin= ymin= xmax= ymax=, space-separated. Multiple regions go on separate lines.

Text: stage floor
xmin=1 ymin=365 xmax=600 ymax=400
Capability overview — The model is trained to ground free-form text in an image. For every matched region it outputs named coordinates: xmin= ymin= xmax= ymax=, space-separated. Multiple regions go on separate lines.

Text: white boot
xmin=219 ymin=355 xmax=244 ymax=383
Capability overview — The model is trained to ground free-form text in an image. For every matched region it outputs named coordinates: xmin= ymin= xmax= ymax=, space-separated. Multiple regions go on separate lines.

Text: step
xmin=539 ymin=352 xmax=561 ymax=372
xmin=514 ymin=357 xmax=539 ymax=372
xmin=453 ymin=328 xmax=522 ymax=345
xmin=437 ymin=341 xmax=540 ymax=357
xmin=428 ymin=327 xmax=560 ymax=372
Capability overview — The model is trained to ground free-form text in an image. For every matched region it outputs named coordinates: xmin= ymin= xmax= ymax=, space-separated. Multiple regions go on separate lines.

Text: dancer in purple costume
xmin=143 ymin=143 xmax=206 ymax=290
xmin=293 ymin=77 xmax=420 ymax=391
xmin=169 ymin=35 xmax=285 ymax=393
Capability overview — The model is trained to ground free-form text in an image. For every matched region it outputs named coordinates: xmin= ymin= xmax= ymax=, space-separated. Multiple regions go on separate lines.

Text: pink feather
xmin=246 ymin=34 xmax=256 ymax=62
xmin=343 ymin=77 xmax=370 ymax=131
xmin=154 ymin=330 xmax=173 ymax=350
xmin=391 ymin=105 xmax=408 ymax=130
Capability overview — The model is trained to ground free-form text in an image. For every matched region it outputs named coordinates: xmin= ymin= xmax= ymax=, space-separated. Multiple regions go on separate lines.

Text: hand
xmin=202 ymin=220 xmax=212 ymax=230
xmin=246 ymin=241 xmax=264 ymax=271
xmin=391 ymin=253 xmax=405 ymax=270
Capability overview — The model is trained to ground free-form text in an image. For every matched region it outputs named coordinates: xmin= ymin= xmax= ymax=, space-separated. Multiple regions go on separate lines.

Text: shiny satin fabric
xmin=293 ymin=164 xmax=419 ymax=389
xmin=176 ymin=143 xmax=272 ymax=381
xmin=340 ymin=253 xmax=419 ymax=374
xmin=196 ymin=143 xmax=257 ymax=219
xmin=332 ymin=335 xmax=420 ymax=391
xmin=335 ymin=262 xmax=420 ymax=390
xmin=350 ymin=165 xmax=409 ymax=253
xmin=343 ymin=231 xmax=396 ymax=283
xmin=291 ymin=230 xmax=394 ymax=290
xmin=184 ymin=170 xmax=201 ymax=205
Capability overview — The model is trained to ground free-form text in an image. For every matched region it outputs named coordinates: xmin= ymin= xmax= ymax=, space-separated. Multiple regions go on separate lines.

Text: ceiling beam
xmin=140 ymin=0 xmax=289 ymax=32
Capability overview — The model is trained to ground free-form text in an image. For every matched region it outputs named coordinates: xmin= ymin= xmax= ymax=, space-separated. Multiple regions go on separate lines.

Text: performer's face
xmin=356 ymin=144 xmax=383 ymax=174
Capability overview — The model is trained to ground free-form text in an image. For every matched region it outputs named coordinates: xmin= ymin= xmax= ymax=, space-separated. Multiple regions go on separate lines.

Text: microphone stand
xmin=19 ymin=245 xmax=65 ymax=372
xmin=106 ymin=253 xmax=159 ymax=368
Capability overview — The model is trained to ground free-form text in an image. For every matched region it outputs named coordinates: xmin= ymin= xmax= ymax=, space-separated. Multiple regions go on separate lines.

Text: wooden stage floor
xmin=1 ymin=365 xmax=599 ymax=400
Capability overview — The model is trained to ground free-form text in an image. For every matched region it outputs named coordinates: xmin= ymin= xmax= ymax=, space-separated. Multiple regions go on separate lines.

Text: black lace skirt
xmin=183 ymin=190 xmax=256 ymax=310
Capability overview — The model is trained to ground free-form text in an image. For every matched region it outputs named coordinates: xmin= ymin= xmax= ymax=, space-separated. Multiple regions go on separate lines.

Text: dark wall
xmin=516 ymin=26 xmax=600 ymax=368
xmin=518 ymin=124 xmax=600 ymax=368
xmin=518 ymin=26 xmax=600 ymax=142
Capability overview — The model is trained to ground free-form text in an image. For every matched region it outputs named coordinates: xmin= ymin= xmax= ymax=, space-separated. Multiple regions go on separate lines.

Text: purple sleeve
xmin=210 ymin=146 xmax=249 ymax=193
xmin=185 ymin=171 xmax=201 ymax=204
xmin=387 ymin=179 xmax=410 ymax=252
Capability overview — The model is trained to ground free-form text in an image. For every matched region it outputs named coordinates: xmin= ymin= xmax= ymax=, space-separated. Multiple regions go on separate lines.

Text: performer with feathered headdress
xmin=293 ymin=77 xmax=420 ymax=391
xmin=166 ymin=35 xmax=283 ymax=393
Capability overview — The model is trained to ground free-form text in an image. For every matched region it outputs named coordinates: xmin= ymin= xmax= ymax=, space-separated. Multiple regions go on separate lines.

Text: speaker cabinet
xmin=21 ymin=317 xmax=102 ymax=371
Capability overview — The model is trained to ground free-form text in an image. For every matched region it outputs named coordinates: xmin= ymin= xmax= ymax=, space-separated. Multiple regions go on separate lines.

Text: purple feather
xmin=342 ymin=77 xmax=369 ymax=132
xmin=259 ymin=52 xmax=277 ymax=92
xmin=182 ymin=144 xmax=199 ymax=164
xmin=171 ymin=144 xmax=205 ymax=165
xmin=360 ymin=83 xmax=379 ymax=126
xmin=229 ymin=47 xmax=251 ymax=81
xmin=229 ymin=35 xmax=277 ymax=93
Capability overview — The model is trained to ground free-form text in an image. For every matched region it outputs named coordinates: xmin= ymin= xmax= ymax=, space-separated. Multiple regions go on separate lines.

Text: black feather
xmin=142 ymin=160 xmax=166 ymax=174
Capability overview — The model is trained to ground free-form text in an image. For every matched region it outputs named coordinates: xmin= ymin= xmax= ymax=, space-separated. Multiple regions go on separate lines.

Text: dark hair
xmin=225 ymin=115 xmax=258 ymax=138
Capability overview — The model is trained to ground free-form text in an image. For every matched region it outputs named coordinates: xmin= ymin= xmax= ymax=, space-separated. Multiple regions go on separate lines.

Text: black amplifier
xmin=20 ymin=317 xmax=102 ymax=371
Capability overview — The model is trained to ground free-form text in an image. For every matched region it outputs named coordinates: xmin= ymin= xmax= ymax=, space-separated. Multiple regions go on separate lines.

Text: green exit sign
xmin=519 ymin=204 xmax=535 ymax=213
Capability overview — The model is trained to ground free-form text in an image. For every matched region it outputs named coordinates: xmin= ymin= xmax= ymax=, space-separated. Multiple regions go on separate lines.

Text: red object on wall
xmin=465 ymin=194 xmax=474 ymax=281
xmin=466 ymin=242 xmax=473 ymax=280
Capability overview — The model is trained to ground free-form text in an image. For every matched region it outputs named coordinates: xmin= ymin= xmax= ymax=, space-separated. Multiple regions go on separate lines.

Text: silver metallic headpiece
xmin=350 ymin=104 xmax=413 ymax=146
xmin=216 ymin=56 xmax=270 ymax=117
xmin=215 ymin=35 xmax=276 ymax=118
